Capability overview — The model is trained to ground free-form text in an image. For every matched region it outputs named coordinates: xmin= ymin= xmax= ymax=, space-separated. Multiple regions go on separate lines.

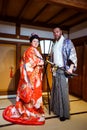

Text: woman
xmin=3 ymin=34 xmax=45 ymax=125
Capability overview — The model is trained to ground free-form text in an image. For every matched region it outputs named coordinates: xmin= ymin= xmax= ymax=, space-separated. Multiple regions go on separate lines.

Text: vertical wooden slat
xmin=82 ymin=43 xmax=87 ymax=101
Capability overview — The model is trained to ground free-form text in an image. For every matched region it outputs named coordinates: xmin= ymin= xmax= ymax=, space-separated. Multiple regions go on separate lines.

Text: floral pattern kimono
xmin=3 ymin=46 xmax=45 ymax=125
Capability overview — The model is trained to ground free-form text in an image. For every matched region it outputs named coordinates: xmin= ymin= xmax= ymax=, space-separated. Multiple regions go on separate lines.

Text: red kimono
xmin=3 ymin=46 xmax=45 ymax=125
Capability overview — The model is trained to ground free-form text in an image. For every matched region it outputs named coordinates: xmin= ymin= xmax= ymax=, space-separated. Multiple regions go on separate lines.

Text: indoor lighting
xmin=40 ymin=40 xmax=53 ymax=55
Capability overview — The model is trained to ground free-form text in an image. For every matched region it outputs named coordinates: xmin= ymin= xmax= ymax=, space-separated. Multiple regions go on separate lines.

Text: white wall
xmin=20 ymin=24 xmax=53 ymax=39
xmin=0 ymin=21 xmax=87 ymax=40
xmin=0 ymin=21 xmax=68 ymax=40
xmin=0 ymin=21 xmax=16 ymax=34
xmin=69 ymin=21 xmax=87 ymax=39
xmin=21 ymin=24 xmax=68 ymax=39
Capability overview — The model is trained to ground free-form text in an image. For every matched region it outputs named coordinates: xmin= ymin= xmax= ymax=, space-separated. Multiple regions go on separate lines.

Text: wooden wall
xmin=69 ymin=36 xmax=87 ymax=101
xmin=0 ymin=36 xmax=87 ymax=102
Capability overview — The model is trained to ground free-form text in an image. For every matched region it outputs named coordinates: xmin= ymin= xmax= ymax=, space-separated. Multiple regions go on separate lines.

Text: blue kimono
xmin=50 ymin=37 xmax=77 ymax=120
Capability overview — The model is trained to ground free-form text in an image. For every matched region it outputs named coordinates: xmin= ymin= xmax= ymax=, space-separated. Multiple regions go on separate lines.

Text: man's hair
xmin=53 ymin=27 xmax=62 ymax=31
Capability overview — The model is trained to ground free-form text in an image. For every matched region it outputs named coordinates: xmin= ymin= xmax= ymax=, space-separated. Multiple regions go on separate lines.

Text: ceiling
xmin=0 ymin=0 xmax=87 ymax=31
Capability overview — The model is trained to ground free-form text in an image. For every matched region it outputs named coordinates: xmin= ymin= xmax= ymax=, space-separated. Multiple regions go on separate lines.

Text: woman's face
xmin=31 ymin=38 xmax=39 ymax=48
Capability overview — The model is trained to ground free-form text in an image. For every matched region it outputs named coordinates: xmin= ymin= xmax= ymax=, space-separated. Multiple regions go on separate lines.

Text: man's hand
xmin=67 ymin=64 xmax=74 ymax=74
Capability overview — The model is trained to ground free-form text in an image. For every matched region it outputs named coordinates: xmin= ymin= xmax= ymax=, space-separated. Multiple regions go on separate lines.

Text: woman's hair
xmin=29 ymin=33 xmax=40 ymax=42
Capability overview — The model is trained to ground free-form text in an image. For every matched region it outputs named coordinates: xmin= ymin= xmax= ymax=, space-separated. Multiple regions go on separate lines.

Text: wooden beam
xmin=47 ymin=0 xmax=87 ymax=11
xmin=32 ymin=4 xmax=49 ymax=21
xmin=17 ymin=0 xmax=33 ymax=19
xmin=16 ymin=23 xmax=20 ymax=38
xmin=1 ymin=0 xmax=9 ymax=16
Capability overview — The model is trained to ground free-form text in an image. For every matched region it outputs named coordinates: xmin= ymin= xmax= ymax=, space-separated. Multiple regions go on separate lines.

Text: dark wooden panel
xmin=69 ymin=36 xmax=87 ymax=101
xmin=82 ymin=44 xmax=87 ymax=101
xmin=69 ymin=45 xmax=83 ymax=97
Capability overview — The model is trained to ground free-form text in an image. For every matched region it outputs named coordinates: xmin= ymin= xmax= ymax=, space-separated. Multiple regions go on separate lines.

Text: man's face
xmin=53 ymin=28 xmax=62 ymax=40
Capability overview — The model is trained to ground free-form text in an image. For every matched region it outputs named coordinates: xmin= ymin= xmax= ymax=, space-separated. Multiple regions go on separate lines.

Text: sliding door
xmin=0 ymin=44 xmax=16 ymax=95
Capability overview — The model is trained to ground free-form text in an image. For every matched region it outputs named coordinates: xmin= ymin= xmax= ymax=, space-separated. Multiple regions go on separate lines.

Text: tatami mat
xmin=0 ymin=95 xmax=87 ymax=130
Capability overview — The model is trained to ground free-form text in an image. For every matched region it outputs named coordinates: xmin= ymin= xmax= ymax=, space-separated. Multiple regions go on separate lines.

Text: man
xmin=50 ymin=27 xmax=77 ymax=121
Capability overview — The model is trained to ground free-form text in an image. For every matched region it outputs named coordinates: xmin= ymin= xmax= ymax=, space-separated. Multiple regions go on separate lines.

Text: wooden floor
xmin=0 ymin=95 xmax=87 ymax=130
